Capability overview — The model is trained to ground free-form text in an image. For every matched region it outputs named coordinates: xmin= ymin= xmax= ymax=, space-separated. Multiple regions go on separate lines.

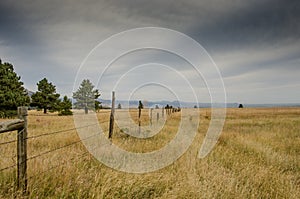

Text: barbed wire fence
xmin=0 ymin=92 xmax=182 ymax=195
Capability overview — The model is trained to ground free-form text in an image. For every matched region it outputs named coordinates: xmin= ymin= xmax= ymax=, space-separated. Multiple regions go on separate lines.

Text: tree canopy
xmin=0 ymin=59 xmax=30 ymax=118
xmin=73 ymin=79 xmax=100 ymax=114
xmin=31 ymin=78 xmax=60 ymax=114
xmin=58 ymin=96 xmax=73 ymax=115
xmin=117 ymin=103 xmax=122 ymax=109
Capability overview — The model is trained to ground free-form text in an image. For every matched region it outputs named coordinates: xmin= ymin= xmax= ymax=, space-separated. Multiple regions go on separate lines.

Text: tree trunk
xmin=43 ymin=107 xmax=47 ymax=114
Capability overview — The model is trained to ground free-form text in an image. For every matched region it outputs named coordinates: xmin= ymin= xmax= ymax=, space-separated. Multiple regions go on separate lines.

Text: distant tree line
xmin=165 ymin=104 xmax=181 ymax=114
xmin=0 ymin=59 xmax=101 ymax=118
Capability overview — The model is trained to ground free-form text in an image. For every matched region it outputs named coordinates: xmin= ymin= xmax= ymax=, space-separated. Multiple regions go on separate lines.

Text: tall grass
xmin=0 ymin=108 xmax=299 ymax=198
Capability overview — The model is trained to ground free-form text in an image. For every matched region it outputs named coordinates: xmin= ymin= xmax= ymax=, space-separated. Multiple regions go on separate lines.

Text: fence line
xmin=0 ymin=94 xmax=183 ymax=194
xmin=0 ymin=107 xmax=28 ymax=192
xmin=0 ymin=119 xmax=111 ymax=147
xmin=24 ymin=109 xmax=172 ymax=179
xmin=27 ymin=143 xmax=103 ymax=180
xmin=0 ymin=131 xmax=102 ymax=173
xmin=0 ymin=113 xmax=168 ymax=171
xmin=28 ymin=151 xmax=89 ymax=180
xmin=27 ymin=131 xmax=102 ymax=161
xmin=25 ymin=122 xmax=107 ymax=140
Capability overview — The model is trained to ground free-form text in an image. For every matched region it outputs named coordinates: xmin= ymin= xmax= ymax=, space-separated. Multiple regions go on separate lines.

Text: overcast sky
xmin=0 ymin=0 xmax=299 ymax=104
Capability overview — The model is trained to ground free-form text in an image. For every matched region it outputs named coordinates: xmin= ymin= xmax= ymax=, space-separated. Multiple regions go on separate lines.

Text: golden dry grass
xmin=0 ymin=108 xmax=299 ymax=198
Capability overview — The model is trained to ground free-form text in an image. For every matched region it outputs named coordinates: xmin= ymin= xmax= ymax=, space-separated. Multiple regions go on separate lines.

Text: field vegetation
xmin=0 ymin=108 xmax=299 ymax=198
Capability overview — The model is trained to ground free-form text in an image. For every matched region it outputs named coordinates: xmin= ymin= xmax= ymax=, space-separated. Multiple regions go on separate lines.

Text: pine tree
xmin=95 ymin=101 xmax=101 ymax=112
xmin=0 ymin=60 xmax=30 ymax=118
xmin=117 ymin=103 xmax=122 ymax=109
xmin=31 ymin=78 xmax=60 ymax=114
xmin=58 ymin=96 xmax=73 ymax=116
xmin=73 ymin=79 xmax=100 ymax=114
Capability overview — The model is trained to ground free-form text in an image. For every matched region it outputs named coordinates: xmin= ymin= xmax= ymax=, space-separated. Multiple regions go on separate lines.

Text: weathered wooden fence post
xmin=156 ymin=112 xmax=159 ymax=122
xmin=162 ymin=107 xmax=164 ymax=118
xmin=108 ymin=91 xmax=115 ymax=139
xmin=17 ymin=106 xmax=28 ymax=193
xmin=150 ymin=108 xmax=153 ymax=126
xmin=138 ymin=106 xmax=141 ymax=134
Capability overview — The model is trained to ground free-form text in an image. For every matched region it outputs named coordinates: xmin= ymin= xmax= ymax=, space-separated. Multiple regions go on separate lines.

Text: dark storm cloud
xmin=2 ymin=0 xmax=298 ymax=49
xmin=188 ymin=0 xmax=300 ymax=48
xmin=0 ymin=2 xmax=33 ymax=45
xmin=0 ymin=0 xmax=299 ymax=103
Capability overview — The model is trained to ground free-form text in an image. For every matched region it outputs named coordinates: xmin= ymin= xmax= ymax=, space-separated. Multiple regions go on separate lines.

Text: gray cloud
xmin=0 ymin=0 xmax=299 ymax=103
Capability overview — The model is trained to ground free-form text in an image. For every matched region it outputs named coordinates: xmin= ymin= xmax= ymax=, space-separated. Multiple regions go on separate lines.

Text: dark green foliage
xmin=95 ymin=100 xmax=101 ymax=112
xmin=72 ymin=79 xmax=100 ymax=114
xmin=58 ymin=96 xmax=73 ymax=116
xmin=0 ymin=110 xmax=18 ymax=118
xmin=0 ymin=60 xmax=30 ymax=118
xmin=117 ymin=103 xmax=122 ymax=109
xmin=31 ymin=78 xmax=60 ymax=114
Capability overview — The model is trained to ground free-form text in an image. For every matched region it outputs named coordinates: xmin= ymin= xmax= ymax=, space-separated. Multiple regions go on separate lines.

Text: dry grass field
xmin=0 ymin=107 xmax=299 ymax=198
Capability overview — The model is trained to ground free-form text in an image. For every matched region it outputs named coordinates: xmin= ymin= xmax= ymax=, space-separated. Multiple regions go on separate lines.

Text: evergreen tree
xmin=0 ymin=60 xmax=30 ymax=118
xmin=95 ymin=100 xmax=101 ymax=112
xmin=31 ymin=78 xmax=60 ymax=114
xmin=117 ymin=103 xmax=122 ymax=109
xmin=58 ymin=96 xmax=73 ymax=115
xmin=73 ymin=79 xmax=100 ymax=114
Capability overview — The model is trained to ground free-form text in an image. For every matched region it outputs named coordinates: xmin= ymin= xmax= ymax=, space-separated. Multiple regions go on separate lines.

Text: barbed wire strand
xmin=26 ymin=115 xmax=184 ymax=179
xmin=26 ymin=122 xmax=104 ymax=140
xmin=27 ymin=151 xmax=90 ymax=180
xmin=0 ymin=114 xmax=187 ymax=172
xmin=0 ymin=163 xmax=17 ymax=172
xmin=0 ymin=121 xmax=107 ymax=146
xmin=0 ymin=131 xmax=102 ymax=172
xmin=0 ymin=114 xmax=190 ymax=146
xmin=26 ymin=132 xmax=102 ymax=162
xmin=0 ymin=139 xmax=17 ymax=146
xmin=0 ymin=129 xmax=24 ymax=146
xmin=27 ymin=143 xmax=103 ymax=180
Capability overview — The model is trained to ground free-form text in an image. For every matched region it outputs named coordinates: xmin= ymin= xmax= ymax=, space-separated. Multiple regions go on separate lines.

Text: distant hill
xmin=99 ymin=99 xmax=300 ymax=109
xmin=25 ymin=89 xmax=35 ymax=97
xmin=99 ymin=99 xmax=239 ymax=108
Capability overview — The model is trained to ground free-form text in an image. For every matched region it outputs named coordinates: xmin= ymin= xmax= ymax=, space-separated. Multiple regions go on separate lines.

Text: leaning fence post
xmin=17 ymin=106 xmax=28 ymax=193
xmin=108 ymin=91 xmax=115 ymax=139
